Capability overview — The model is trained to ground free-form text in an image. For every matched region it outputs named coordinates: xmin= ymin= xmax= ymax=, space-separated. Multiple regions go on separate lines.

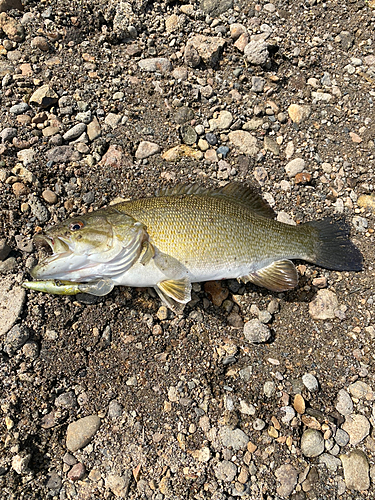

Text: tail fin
xmin=305 ymin=218 xmax=363 ymax=271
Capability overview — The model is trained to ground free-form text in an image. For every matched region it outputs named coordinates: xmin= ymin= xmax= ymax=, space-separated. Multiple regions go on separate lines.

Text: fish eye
xmin=69 ymin=221 xmax=84 ymax=231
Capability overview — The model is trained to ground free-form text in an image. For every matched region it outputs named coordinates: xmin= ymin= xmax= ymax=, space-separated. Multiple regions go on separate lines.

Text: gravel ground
xmin=0 ymin=0 xmax=375 ymax=498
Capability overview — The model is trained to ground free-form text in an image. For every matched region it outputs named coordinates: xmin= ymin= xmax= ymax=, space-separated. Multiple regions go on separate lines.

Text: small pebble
xmin=335 ymin=428 xmax=350 ymax=447
xmin=0 ymin=240 xmax=11 ymax=261
xmin=214 ymin=460 xmax=237 ymax=482
xmin=10 ymin=102 xmax=30 ymax=115
xmin=55 ymin=391 xmax=77 ymax=409
xmin=253 ymin=418 xmax=266 ymax=431
xmin=228 ymin=130 xmax=259 ymax=156
xmin=42 ymin=189 xmax=58 ymax=204
xmin=12 ymin=182 xmax=29 ymax=197
xmin=243 ymin=319 xmax=271 ymax=343
xmin=104 ymin=113 xmax=122 ymax=128
xmin=31 ymin=36 xmax=49 ymax=51
xmin=336 ymin=389 xmax=353 ymax=416
xmin=288 ymin=104 xmax=311 ymax=124
xmin=66 ymin=415 xmax=101 ymax=452
xmin=244 ymin=39 xmax=269 ymax=65
xmin=309 ymin=289 xmax=338 ymax=320
xmin=0 ymin=127 xmax=17 ymax=142
xmin=63 ymin=453 xmax=77 ymax=466
xmin=319 ymin=453 xmax=342 ymax=472
xmin=135 ymin=141 xmax=161 ymax=159
xmin=4 ymin=324 xmax=29 ymax=356
xmin=67 ymin=463 xmax=86 ymax=481
xmin=275 ymin=464 xmax=298 ymax=497
xmin=63 ymin=123 xmax=86 ymax=142
xmin=280 ymin=406 xmax=295 ymax=424
xmin=293 ymin=394 xmax=305 ymax=414
xmin=258 ymin=310 xmax=272 ymax=324
xmin=12 ymin=454 xmax=31 ymax=474
xmin=218 ymin=427 xmax=249 ymax=451
xmin=348 ymin=381 xmax=374 ymax=400
xmin=302 ymin=373 xmax=319 ymax=392
xmin=285 ymin=158 xmax=305 ymax=177
xmin=263 ymin=381 xmax=276 ymax=397
xmin=301 ymin=429 xmax=324 ymax=457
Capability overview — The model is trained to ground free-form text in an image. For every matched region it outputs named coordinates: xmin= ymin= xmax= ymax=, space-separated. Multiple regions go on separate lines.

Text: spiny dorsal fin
xmin=217 ymin=183 xmax=275 ymax=218
xmin=240 ymin=260 xmax=298 ymax=292
xmin=157 ymin=183 xmax=275 ymax=219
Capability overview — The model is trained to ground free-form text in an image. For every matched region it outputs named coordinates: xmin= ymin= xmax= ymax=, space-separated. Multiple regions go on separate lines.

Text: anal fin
xmin=241 ymin=260 xmax=298 ymax=292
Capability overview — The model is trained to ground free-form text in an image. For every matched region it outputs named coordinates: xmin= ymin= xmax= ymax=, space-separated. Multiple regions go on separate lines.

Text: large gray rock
xmin=218 ymin=426 xmax=249 ymax=451
xmin=275 ymin=464 xmax=298 ymax=497
xmin=342 ymin=414 xmax=370 ymax=446
xmin=228 ymin=130 xmax=259 ymax=156
xmin=138 ymin=58 xmax=171 ymax=73
xmin=301 ymin=429 xmax=324 ymax=457
xmin=309 ymin=289 xmax=338 ymax=320
xmin=244 ymin=40 xmax=269 ymax=65
xmin=184 ymin=35 xmax=225 ymax=68
xmin=0 ymin=277 xmax=26 ymax=336
xmin=340 ymin=450 xmax=370 ymax=491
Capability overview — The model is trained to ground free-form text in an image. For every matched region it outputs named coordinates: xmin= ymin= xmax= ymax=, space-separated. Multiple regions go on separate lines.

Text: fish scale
xmin=117 ymin=194 xmax=314 ymax=275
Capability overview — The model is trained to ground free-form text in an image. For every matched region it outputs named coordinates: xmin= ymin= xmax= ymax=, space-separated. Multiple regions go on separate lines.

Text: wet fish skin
xmin=26 ymin=183 xmax=363 ymax=311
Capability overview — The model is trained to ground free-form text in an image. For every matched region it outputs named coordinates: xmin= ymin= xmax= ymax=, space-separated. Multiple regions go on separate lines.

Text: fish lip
xmin=33 ymin=233 xmax=72 ymax=267
xmin=33 ymin=233 xmax=54 ymax=254
xmin=30 ymin=234 xmax=74 ymax=279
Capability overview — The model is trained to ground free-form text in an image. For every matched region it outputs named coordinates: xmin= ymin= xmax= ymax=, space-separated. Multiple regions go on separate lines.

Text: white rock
xmin=336 ymin=389 xmax=353 ymax=416
xmin=309 ymin=289 xmax=339 ymax=320
xmin=12 ymin=454 xmax=31 ymax=474
xmin=135 ymin=141 xmax=161 ymax=159
xmin=342 ymin=414 xmax=370 ymax=445
xmin=302 ymin=373 xmax=319 ymax=392
xmin=218 ymin=426 xmax=249 ymax=451
xmin=285 ymin=158 xmax=305 ymax=177
xmin=228 ymin=130 xmax=259 ymax=156
xmin=244 ymin=319 xmax=271 ymax=343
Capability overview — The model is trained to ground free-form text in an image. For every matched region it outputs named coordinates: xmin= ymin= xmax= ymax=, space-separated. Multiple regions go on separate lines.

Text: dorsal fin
xmin=156 ymin=183 xmax=275 ymax=219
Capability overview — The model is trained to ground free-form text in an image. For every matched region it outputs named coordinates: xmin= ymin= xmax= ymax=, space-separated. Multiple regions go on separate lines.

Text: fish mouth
xmin=31 ymin=233 xmax=72 ymax=278
xmin=34 ymin=233 xmax=71 ymax=257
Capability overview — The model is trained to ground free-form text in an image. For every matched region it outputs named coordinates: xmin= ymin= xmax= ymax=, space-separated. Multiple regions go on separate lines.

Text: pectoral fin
xmin=241 ymin=260 xmax=298 ymax=292
xmin=140 ymin=241 xmax=155 ymax=266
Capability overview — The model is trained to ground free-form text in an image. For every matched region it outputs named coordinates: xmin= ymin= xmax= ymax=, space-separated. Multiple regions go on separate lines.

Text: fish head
xmin=31 ymin=207 xmax=147 ymax=281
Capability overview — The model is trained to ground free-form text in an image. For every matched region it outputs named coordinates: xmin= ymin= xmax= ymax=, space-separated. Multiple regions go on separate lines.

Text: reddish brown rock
xmin=294 ymin=172 xmax=312 ymax=184
xmin=204 ymin=281 xmax=229 ymax=307
xmin=67 ymin=463 xmax=86 ymax=481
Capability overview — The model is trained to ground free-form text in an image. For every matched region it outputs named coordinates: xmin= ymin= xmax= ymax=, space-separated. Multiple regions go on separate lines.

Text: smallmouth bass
xmin=23 ymin=183 xmax=363 ymax=311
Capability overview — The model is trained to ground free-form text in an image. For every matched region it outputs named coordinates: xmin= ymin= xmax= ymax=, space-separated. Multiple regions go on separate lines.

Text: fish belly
xmin=113 ymin=248 xmax=255 ymax=288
